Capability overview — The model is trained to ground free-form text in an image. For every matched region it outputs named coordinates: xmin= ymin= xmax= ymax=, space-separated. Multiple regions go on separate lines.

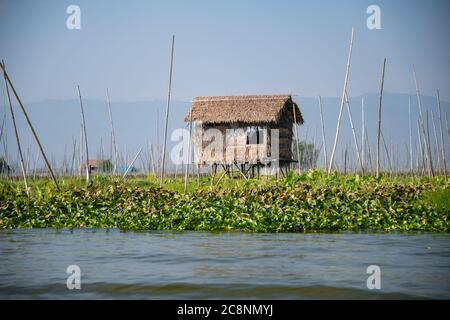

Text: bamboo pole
xmin=106 ymin=88 xmax=119 ymax=175
xmin=412 ymin=65 xmax=433 ymax=177
xmin=1 ymin=79 xmax=9 ymax=179
xmin=408 ymin=97 xmax=413 ymax=174
xmin=79 ymin=123 xmax=83 ymax=178
xmin=436 ymin=90 xmax=447 ymax=174
xmin=318 ymin=96 xmax=327 ymax=169
xmin=426 ymin=110 xmax=434 ymax=175
xmin=328 ymin=27 xmax=355 ymax=174
xmin=430 ymin=110 xmax=440 ymax=173
xmin=446 ymin=112 xmax=450 ymax=146
xmin=2 ymin=61 xmax=29 ymax=195
xmin=122 ymin=146 xmax=143 ymax=179
xmin=160 ymin=34 xmax=175 ymax=187
xmin=417 ymin=120 xmax=425 ymax=175
xmin=361 ymin=97 xmax=365 ymax=171
xmin=344 ymin=91 xmax=364 ymax=175
xmin=381 ymin=131 xmax=392 ymax=175
xmin=292 ymin=101 xmax=301 ymax=174
xmin=70 ymin=137 xmax=76 ymax=176
xmin=364 ymin=128 xmax=373 ymax=174
xmin=150 ymin=143 xmax=156 ymax=175
xmin=76 ymin=85 xmax=90 ymax=183
xmin=0 ymin=115 xmax=6 ymax=150
xmin=25 ymin=143 xmax=31 ymax=176
xmin=376 ymin=58 xmax=386 ymax=178
xmin=184 ymin=108 xmax=193 ymax=193
xmin=0 ymin=61 xmax=59 ymax=190
xmin=33 ymin=148 xmax=40 ymax=179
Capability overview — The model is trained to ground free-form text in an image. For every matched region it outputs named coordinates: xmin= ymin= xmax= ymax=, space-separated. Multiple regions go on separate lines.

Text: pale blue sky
xmin=0 ymin=0 xmax=449 ymax=103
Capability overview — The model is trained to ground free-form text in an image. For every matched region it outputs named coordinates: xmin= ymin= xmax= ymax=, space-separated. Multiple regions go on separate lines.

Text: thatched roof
xmin=184 ymin=94 xmax=303 ymax=125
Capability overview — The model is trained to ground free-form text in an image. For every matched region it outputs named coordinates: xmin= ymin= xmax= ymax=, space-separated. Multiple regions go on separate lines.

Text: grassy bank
xmin=0 ymin=171 xmax=448 ymax=232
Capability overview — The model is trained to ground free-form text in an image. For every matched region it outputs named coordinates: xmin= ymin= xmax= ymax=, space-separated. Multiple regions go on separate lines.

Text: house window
xmin=246 ymin=126 xmax=263 ymax=145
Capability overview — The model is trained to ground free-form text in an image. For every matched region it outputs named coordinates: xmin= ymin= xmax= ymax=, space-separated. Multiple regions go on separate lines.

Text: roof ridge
xmin=193 ymin=94 xmax=291 ymax=102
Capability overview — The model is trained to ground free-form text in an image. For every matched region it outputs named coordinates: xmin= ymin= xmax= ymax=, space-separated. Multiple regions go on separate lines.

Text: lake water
xmin=0 ymin=229 xmax=448 ymax=299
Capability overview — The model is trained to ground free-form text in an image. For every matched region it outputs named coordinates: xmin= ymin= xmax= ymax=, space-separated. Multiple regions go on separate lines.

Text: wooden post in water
xmin=77 ymin=85 xmax=90 ymax=183
xmin=328 ymin=27 xmax=354 ymax=174
xmin=2 ymin=61 xmax=29 ymax=195
xmin=376 ymin=58 xmax=386 ymax=178
xmin=0 ymin=60 xmax=59 ymax=190
xmin=160 ymin=35 xmax=175 ymax=187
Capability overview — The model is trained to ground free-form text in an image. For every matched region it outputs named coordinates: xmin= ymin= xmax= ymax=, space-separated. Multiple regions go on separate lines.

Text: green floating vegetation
xmin=0 ymin=171 xmax=448 ymax=232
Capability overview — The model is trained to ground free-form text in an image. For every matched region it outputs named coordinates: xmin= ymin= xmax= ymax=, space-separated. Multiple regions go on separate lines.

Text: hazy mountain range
xmin=2 ymin=92 xmax=449 ymax=171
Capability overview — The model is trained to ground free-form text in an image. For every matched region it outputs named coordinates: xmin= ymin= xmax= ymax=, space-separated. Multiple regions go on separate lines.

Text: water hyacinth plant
xmin=0 ymin=170 xmax=448 ymax=232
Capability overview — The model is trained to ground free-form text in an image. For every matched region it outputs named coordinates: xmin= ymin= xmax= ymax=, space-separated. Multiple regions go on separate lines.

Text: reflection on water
xmin=0 ymin=229 xmax=448 ymax=299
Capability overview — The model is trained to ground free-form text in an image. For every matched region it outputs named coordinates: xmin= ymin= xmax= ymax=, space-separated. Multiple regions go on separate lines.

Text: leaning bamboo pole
xmin=318 ymin=96 xmax=327 ymax=169
xmin=0 ymin=115 xmax=6 ymax=152
xmin=0 ymin=61 xmax=59 ymax=190
xmin=344 ymin=91 xmax=364 ymax=175
xmin=436 ymin=90 xmax=447 ymax=174
xmin=122 ymin=146 xmax=143 ymax=179
xmin=77 ymin=85 xmax=90 ymax=183
xmin=160 ymin=34 xmax=175 ymax=187
xmin=106 ymin=88 xmax=119 ymax=175
xmin=1 ymin=80 xmax=9 ymax=179
xmin=328 ymin=27 xmax=354 ymax=174
xmin=2 ymin=61 xmax=29 ymax=195
xmin=412 ymin=65 xmax=433 ymax=177
xmin=376 ymin=58 xmax=386 ymax=178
